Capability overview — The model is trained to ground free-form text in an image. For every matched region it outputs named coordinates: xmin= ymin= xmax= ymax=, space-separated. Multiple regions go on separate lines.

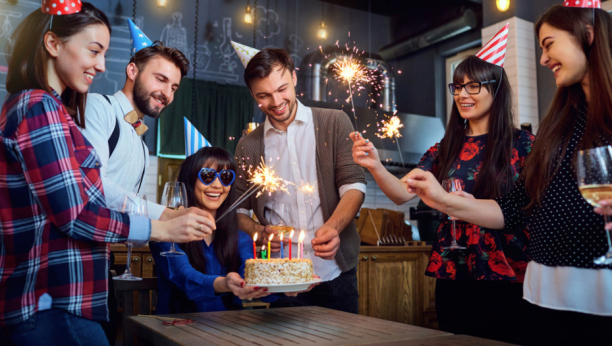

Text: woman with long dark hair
xmin=351 ymin=50 xmax=534 ymax=342
xmin=0 ymin=3 xmax=211 ymax=345
xmin=405 ymin=4 xmax=612 ymax=344
xmin=151 ymin=147 xmax=278 ymax=313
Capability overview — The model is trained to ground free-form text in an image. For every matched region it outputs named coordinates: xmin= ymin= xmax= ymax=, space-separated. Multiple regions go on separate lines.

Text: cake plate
xmin=246 ymin=278 xmax=322 ymax=293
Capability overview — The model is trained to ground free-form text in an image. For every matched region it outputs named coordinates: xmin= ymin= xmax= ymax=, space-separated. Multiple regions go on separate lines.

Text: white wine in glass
xmin=160 ymin=182 xmax=188 ymax=257
xmin=578 ymin=146 xmax=612 ymax=265
xmin=442 ymin=178 xmax=466 ymax=250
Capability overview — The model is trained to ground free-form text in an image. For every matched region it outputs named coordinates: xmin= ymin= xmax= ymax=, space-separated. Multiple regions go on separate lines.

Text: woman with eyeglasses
xmin=350 ymin=55 xmax=534 ymax=344
xmin=151 ymin=147 xmax=305 ymax=313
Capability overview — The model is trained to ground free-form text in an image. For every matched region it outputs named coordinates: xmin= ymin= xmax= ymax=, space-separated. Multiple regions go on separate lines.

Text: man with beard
xmin=82 ymin=21 xmax=196 ymax=221
xmin=233 ymin=45 xmax=366 ymax=313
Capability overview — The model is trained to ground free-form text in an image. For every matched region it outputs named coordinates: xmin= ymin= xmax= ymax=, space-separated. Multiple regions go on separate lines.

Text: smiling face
xmin=249 ymin=66 xmax=298 ymax=127
xmin=539 ymin=23 xmax=590 ymax=88
xmin=194 ymin=162 xmax=232 ymax=215
xmin=51 ymin=24 xmax=109 ymax=94
xmin=453 ymin=76 xmax=494 ymax=123
xmin=132 ymin=57 xmax=182 ymax=118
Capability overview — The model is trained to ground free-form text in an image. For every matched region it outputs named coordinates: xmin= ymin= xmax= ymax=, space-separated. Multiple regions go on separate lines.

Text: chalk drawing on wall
xmin=192 ymin=43 xmax=211 ymax=72
xmin=287 ymin=34 xmax=303 ymax=67
xmin=0 ymin=0 xmax=39 ymax=8
xmin=161 ymin=13 xmax=192 ymax=58
xmin=197 ymin=17 xmax=238 ymax=83
xmin=235 ymin=32 xmax=243 ymax=39
xmin=256 ymin=6 xmax=281 ymax=40
xmin=0 ymin=10 xmax=21 ymax=42
xmin=90 ymin=70 xmax=120 ymax=95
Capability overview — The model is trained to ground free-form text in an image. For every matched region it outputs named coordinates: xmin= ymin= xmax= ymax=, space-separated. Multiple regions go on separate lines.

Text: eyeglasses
xmin=198 ymin=168 xmax=236 ymax=187
xmin=448 ymin=80 xmax=497 ymax=96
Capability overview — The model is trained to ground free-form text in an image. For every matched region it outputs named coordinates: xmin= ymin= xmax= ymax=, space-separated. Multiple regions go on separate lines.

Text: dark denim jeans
xmin=1 ymin=308 xmax=109 ymax=346
xmin=271 ymin=266 xmax=359 ymax=314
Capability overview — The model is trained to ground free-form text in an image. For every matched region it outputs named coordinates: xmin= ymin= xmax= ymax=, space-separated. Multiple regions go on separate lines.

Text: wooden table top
xmin=127 ymin=306 xmax=511 ymax=346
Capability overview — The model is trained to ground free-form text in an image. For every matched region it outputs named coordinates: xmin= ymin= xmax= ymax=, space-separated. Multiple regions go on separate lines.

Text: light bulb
xmin=244 ymin=5 xmax=253 ymax=24
xmin=496 ymin=0 xmax=510 ymax=12
xmin=157 ymin=0 xmax=167 ymax=8
xmin=318 ymin=21 xmax=327 ymax=39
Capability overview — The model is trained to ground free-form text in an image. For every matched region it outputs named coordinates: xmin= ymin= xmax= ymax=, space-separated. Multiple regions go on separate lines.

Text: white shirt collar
xmin=113 ymin=90 xmax=135 ymax=116
xmin=263 ymin=99 xmax=310 ymax=135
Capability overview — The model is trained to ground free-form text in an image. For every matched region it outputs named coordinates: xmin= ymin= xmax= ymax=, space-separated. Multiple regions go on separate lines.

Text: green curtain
xmin=159 ymin=78 xmax=253 ymax=157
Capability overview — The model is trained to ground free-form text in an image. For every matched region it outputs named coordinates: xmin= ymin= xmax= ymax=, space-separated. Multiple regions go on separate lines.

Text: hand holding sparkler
xmin=349 ymin=132 xmax=381 ymax=170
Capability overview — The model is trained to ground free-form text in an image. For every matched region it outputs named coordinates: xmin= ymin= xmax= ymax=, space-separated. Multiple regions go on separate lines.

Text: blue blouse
xmin=150 ymin=231 xmax=277 ymax=314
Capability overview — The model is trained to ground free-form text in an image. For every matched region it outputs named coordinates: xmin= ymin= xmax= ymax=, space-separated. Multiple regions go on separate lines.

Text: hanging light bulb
xmin=496 ymin=0 xmax=510 ymax=12
xmin=317 ymin=2 xmax=327 ymax=39
xmin=244 ymin=0 xmax=253 ymax=25
xmin=318 ymin=21 xmax=327 ymax=39
xmin=157 ymin=0 xmax=168 ymax=8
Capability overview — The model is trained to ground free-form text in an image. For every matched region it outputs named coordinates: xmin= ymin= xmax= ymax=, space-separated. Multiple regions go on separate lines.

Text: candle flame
xmin=253 ymin=233 xmax=258 ymax=242
xmin=261 ymin=244 xmax=266 ymax=251
xmin=269 ymin=233 xmax=274 ymax=241
xmin=280 ymin=233 xmax=284 ymax=241
xmin=376 ymin=116 xmax=404 ymax=139
xmin=298 ymin=230 xmax=306 ymax=242
xmin=248 ymin=158 xmax=293 ymax=198
xmin=289 ymin=229 xmax=295 ymax=238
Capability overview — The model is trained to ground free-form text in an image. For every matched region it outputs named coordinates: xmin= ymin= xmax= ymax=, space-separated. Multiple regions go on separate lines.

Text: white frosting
xmin=245 ymin=259 xmax=314 ymax=284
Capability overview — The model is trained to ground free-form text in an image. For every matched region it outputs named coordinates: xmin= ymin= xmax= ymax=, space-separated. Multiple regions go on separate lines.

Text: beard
xmin=133 ymin=75 xmax=168 ymax=119
xmin=263 ymin=98 xmax=297 ymax=123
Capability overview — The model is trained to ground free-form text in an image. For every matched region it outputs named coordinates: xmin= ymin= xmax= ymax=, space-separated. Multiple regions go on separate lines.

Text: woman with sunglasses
xmin=151 ymin=147 xmax=300 ymax=313
xmin=350 ymin=52 xmax=534 ymax=344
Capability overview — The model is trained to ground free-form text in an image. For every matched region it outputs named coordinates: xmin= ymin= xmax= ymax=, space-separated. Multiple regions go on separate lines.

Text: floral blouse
xmin=417 ymin=130 xmax=535 ymax=282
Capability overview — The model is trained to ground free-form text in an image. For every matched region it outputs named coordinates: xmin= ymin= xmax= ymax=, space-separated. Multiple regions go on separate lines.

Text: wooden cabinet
xmin=157 ymin=157 xmax=185 ymax=204
xmin=110 ymin=244 xmax=156 ymax=278
xmin=358 ymin=246 xmax=438 ymax=329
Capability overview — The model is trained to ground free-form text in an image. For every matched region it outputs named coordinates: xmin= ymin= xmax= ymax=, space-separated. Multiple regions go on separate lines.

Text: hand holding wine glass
xmin=160 ymin=182 xmax=188 ymax=257
xmin=578 ymin=146 xmax=612 ymax=265
xmin=112 ymin=193 xmax=148 ymax=281
xmin=442 ymin=178 xmax=466 ymax=250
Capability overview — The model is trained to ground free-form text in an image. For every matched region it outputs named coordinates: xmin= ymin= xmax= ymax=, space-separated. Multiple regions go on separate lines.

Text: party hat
xmin=128 ymin=19 xmax=153 ymax=54
xmin=563 ymin=0 xmax=600 ymax=8
xmin=41 ymin=0 xmax=81 ymax=15
xmin=184 ymin=117 xmax=211 ymax=157
xmin=231 ymin=41 xmax=260 ymax=68
xmin=476 ymin=23 xmax=509 ymax=67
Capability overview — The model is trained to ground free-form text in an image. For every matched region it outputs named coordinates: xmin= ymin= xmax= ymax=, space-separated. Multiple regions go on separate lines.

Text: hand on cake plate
xmin=283 ymin=275 xmax=321 ymax=297
xmin=263 ymin=225 xmax=283 ymax=253
xmin=312 ymin=225 xmax=340 ymax=260
xmin=225 ymin=272 xmax=270 ymax=300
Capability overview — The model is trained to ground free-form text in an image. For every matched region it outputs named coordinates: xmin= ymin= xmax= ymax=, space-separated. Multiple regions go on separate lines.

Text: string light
xmin=496 ymin=0 xmax=510 ymax=12
xmin=156 ymin=0 xmax=167 ymax=8
xmin=244 ymin=0 xmax=253 ymax=24
xmin=317 ymin=2 xmax=327 ymax=39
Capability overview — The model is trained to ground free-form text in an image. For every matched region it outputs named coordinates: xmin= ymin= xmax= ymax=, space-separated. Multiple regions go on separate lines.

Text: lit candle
xmin=252 ymin=233 xmax=258 ymax=259
xmin=298 ymin=230 xmax=305 ymax=260
xmin=268 ymin=234 xmax=274 ymax=260
xmin=261 ymin=244 xmax=266 ymax=260
xmin=289 ymin=229 xmax=294 ymax=260
xmin=280 ymin=233 xmax=284 ymax=259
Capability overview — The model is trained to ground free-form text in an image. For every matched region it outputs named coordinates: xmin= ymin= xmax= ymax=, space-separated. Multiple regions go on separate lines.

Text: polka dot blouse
xmin=495 ymin=104 xmax=612 ymax=270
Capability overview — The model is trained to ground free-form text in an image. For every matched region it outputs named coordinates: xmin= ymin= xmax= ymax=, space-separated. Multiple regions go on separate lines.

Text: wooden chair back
xmin=356 ymin=208 xmax=387 ymax=245
xmin=114 ymin=278 xmax=158 ymax=346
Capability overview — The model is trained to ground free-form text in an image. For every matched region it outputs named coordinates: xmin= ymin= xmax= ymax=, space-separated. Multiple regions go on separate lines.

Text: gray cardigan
xmin=234 ymin=106 xmax=366 ymax=272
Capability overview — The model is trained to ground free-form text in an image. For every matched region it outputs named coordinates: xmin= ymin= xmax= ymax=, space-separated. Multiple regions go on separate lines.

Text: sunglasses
xmin=197 ymin=168 xmax=236 ymax=187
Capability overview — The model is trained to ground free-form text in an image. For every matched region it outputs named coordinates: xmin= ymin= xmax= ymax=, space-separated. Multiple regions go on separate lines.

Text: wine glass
xmin=159 ymin=182 xmax=188 ymax=257
xmin=577 ymin=146 xmax=612 ymax=265
xmin=442 ymin=178 xmax=466 ymax=250
xmin=265 ymin=203 xmax=293 ymax=258
xmin=113 ymin=194 xmax=147 ymax=281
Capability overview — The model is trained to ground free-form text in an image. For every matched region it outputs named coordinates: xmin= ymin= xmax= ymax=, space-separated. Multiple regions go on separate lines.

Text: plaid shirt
xmin=0 ymin=89 xmax=147 ymax=327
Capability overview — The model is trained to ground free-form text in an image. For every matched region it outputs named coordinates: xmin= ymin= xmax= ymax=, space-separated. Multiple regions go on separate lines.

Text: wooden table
xmin=126 ymin=306 xmax=512 ymax=346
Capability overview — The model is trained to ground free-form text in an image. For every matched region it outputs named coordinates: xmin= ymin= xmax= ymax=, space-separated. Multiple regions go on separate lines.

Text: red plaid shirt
xmin=0 ymin=89 xmax=138 ymax=326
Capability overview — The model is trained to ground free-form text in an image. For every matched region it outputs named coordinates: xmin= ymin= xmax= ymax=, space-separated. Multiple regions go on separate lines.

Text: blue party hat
xmin=184 ymin=117 xmax=212 ymax=156
xmin=128 ymin=19 xmax=153 ymax=54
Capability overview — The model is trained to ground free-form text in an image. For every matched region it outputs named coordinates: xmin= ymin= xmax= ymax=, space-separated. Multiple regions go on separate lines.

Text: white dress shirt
xmin=81 ymin=91 xmax=166 ymax=220
xmin=239 ymin=100 xmax=366 ymax=282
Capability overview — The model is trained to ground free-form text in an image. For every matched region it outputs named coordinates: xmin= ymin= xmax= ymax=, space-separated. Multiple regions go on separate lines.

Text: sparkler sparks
xmin=248 ymin=159 xmax=293 ymax=198
xmin=333 ymin=57 xmax=370 ymax=85
xmin=376 ymin=116 xmax=404 ymax=139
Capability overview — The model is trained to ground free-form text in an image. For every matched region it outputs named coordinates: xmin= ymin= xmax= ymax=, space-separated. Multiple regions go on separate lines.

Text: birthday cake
xmin=245 ymin=259 xmax=314 ymax=285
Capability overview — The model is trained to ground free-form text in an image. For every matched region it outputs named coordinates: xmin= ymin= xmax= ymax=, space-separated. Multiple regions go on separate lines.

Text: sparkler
xmin=333 ymin=57 xmax=371 ymax=133
xmin=377 ymin=115 xmax=407 ymax=174
xmin=217 ymin=158 xmax=293 ymax=222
